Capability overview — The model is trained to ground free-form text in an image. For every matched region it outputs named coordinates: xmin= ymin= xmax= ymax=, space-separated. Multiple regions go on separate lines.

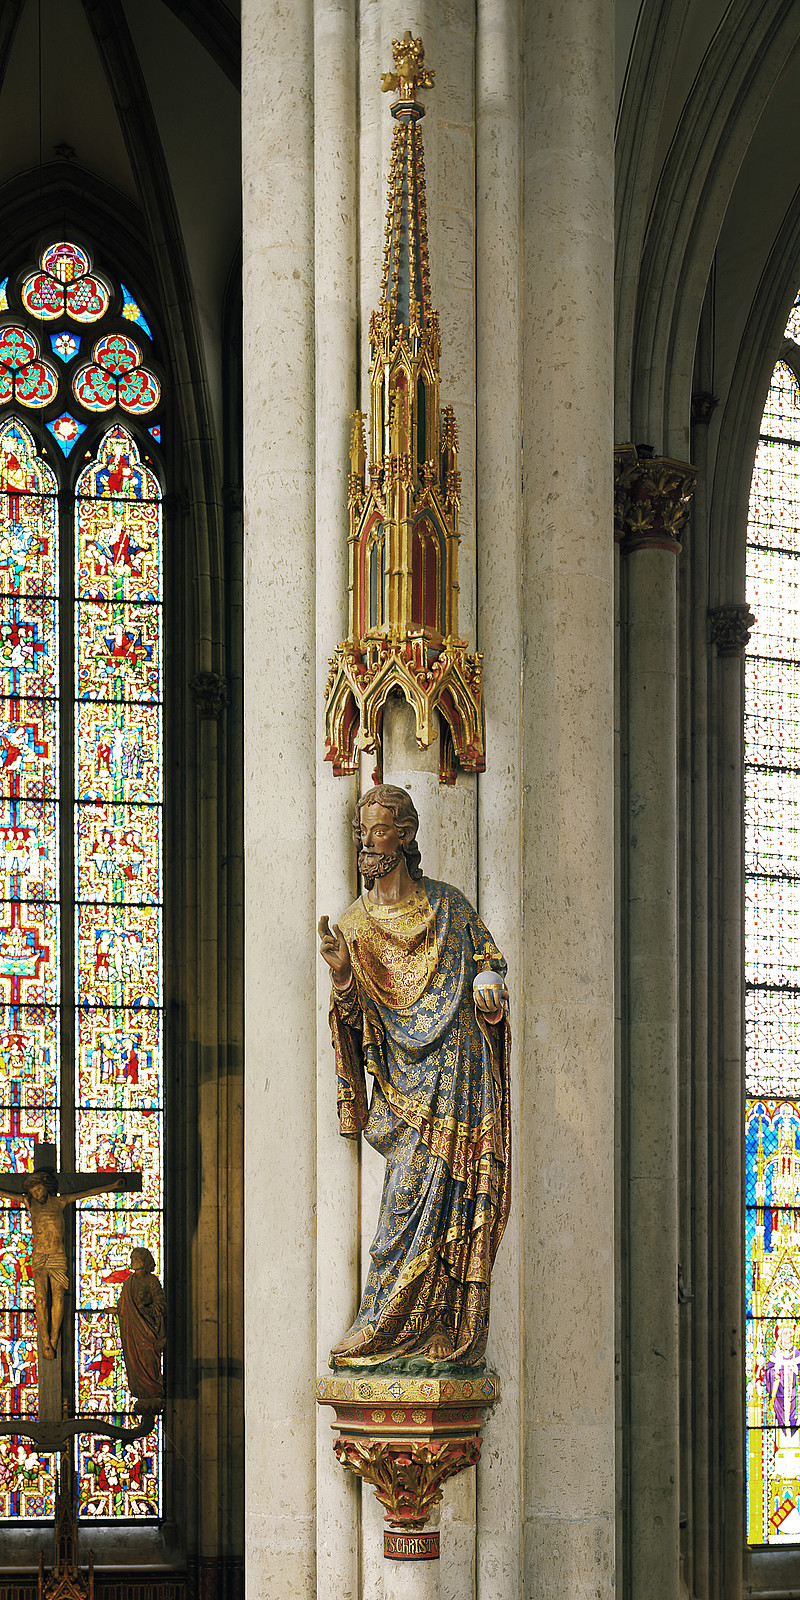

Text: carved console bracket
xmin=708 ymin=603 xmax=756 ymax=658
xmin=614 ymin=443 xmax=697 ymax=555
xmin=317 ymin=1369 xmax=498 ymax=1560
xmin=691 ymin=391 xmax=719 ymax=426
xmin=189 ymin=671 xmax=228 ymax=719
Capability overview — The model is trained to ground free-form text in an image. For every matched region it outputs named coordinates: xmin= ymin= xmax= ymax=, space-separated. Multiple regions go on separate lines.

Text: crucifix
xmin=0 ymin=1141 xmax=150 ymax=1455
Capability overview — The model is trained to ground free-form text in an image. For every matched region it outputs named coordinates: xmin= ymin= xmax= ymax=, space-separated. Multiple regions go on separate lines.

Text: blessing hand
xmin=318 ymin=916 xmax=352 ymax=988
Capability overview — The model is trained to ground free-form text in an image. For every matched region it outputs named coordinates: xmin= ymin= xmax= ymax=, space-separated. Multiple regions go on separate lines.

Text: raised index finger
xmin=318 ymin=915 xmax=332 ymax=940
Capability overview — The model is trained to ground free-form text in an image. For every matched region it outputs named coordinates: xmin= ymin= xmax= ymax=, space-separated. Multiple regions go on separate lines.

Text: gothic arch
xmin=618 ymin=0 xmax=800 ymax=451
xmin=709 ymin=185 xmax=800 ymax=602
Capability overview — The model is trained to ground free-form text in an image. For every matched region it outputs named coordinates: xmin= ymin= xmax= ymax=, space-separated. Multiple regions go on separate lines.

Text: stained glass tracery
xmin=0 ymin=243 xmax=164 ymax=1525
xmin=746 ymin=356 xmax=800 ymax=1543
xmin=785 ymin=293 xmax=800 ymax=346
xmin=74 ymin=427 xmax=163 ymax=1519
xmin=22 ymin=243 xmax=109 ymax=325
xmin=73 ymin=336 xmax=160 ymax=417
xmin=46 ymin=414 xmax=85 ymax=457
xmin=0 ymin=330 xmax=58 ymax=411
xmin=120 ymin=287 xmax=153 ymax=341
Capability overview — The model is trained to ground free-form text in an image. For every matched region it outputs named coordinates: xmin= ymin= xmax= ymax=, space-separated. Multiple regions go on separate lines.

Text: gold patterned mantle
xmin=316 ymin=1370 xmax=498 ymax=1555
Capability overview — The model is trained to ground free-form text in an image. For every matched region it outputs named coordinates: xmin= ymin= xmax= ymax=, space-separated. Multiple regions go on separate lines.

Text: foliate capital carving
xmin=189 ymin=671 xmax=228 ymax=719
xmin=332 ymin=1435 xmax=481 ymax=1528
xmin=614 ymin=445 xmax=638 ymax=543
xmin=614 ymin=444 xmax=696 ymax=555
xmin=317 ymin=1370 xmax=497 ymax=1552
xmin=708 ymin=604 xmax=756 ymax=658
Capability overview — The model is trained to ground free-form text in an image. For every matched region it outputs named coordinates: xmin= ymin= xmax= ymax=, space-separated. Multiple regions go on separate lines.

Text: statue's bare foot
xmin=42 ymin=1340 xmax=56 ymax=1361
xmin=421 ymin=1336 xmax=454 ymax=1360
xmin=331 ymin=1326 xmax=371 ymax=1357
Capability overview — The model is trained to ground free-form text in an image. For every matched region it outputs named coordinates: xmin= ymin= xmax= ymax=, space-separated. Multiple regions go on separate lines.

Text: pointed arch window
xmin=0 ymin=243 xmax=164 ymax=1523
xmin=746 ymin=339 xmax=800 ymax=1545
xmin=367 ymin=527 xmax=386 ymax=630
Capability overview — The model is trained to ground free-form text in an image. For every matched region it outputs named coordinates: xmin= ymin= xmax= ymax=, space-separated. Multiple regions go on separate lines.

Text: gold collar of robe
xmin=340 ymin=885 xmax=438 ymax=1009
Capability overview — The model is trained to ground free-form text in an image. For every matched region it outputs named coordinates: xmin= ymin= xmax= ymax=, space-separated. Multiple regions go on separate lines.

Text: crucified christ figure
xmin=0 ymin=1167 xmax=128 ymax=1359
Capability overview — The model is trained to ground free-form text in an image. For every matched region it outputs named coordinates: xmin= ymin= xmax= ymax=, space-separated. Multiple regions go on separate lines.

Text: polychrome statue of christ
xmin=319 ymin=785 xmax=510 ymax=1367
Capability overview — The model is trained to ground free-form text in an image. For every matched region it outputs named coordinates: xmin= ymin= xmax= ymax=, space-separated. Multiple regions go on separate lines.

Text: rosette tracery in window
xmin=21 ymin=243 xmax=109 ymax=325
xmin=73 ymin=335 xmax=160 ymax=416
xmin=0 ymin=329 xmax=58 ymax=410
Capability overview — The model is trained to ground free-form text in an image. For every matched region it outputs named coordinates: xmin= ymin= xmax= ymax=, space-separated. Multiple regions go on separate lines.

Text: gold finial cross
xmin=380 ymin=31 xmax=434 ymax=100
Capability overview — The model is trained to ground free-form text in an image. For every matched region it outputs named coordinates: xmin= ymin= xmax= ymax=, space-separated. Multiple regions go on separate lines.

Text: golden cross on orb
xmin=380 ymin=31 xmax=435 ymax=100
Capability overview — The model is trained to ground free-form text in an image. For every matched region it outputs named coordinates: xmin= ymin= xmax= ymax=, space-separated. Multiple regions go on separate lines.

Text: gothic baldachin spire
xmin=379 ymin=33 xmax=434 ymax=333
xmin=324 ymin=32 xmax=486 ymax=784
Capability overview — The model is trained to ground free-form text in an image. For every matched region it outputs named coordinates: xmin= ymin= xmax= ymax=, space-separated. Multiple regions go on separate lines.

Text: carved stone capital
xmin=614 ymin=445 xmax=638 ymax=543
xmin=614 ymin=444 xmax=696 ymax=555
xmin=189 ymin=671 xmax=229 ymax=719
xmin=708 ymin=604 xmax=755 ymax=658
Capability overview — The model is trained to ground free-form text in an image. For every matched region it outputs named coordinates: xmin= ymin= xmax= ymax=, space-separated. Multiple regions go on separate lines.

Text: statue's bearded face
xmin=358 ymin=802 xmax=404 ymax=884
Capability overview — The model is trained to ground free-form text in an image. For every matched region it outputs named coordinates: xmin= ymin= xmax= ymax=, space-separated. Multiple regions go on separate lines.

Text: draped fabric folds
xmin=117 ymin=1270 xmax=166 ymax=1403
xmin=328 ymin=878 xmax=511 ymax=1366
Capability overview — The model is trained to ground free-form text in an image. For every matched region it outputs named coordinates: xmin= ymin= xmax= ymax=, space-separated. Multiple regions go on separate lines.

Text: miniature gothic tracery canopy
xmin=324 ymin=34 xmax=485 ymax=785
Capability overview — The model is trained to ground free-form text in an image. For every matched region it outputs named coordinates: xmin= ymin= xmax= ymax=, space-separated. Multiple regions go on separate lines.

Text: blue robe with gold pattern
xmin=329 ymin=878 xmax=511 ymax=1366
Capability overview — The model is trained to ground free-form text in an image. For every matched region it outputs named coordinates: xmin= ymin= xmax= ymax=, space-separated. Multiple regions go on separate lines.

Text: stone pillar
xmin=242 ymin=1 xmax=316 ymax=1595
xmin=475 ymin=0 xmax=523 ymax=1596
xmin=709 ymin=604 xmax=752 ymax=1597
xmin=383 ymin=1551 xmax=440 ymax=1600
xmin=619 ymin=453 xmax=695 ymax=1600
xmin=313 ymin=1 xmax=360 ymax=1596
xmin=626 ymin=544 xmax=679 ymax=1600
xmin=521 ymin=0 xmax=616 ymax=1594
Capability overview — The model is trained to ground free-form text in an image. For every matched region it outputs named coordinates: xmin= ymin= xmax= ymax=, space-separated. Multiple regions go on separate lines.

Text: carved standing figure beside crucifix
xmin=0 ymin=1141 xmax=153 ymax=1456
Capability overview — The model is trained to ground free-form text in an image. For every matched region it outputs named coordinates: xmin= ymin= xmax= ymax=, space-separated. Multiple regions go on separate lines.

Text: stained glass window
xmin=0 ymin=245 xmax=163 ymax=1523
xmin=21 ymin=243 xmax=109 ymax=324
xmin=785 ymin=292 xmax=800 ymax=347
xmin=746 ymin=356 xmax=800 ymax=1543
xmin=0 ymin=330 xmax=58 ymax=410
xmin=73 ymin=336 xmax=160 ymax=416
xmin=0 ymin=417 xmax=59 ymax=1520
xmin=120 ymin=286 xmax=153 ymax=341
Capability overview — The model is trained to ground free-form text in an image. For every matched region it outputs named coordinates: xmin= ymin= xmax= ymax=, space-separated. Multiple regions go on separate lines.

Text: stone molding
xmin=708 ymin=603 xmax=755 ymax=658
xmin=614 ymin=443 xmax=696 ymax=554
